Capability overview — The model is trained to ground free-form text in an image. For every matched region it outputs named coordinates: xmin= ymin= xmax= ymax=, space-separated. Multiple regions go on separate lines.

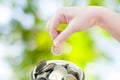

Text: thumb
xmin=54 ymin=19 xmax=77 ymax=46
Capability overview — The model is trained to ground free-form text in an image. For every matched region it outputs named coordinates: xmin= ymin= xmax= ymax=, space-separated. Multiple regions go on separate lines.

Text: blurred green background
xmin=0 ymin=0 xmax=120 ymax=80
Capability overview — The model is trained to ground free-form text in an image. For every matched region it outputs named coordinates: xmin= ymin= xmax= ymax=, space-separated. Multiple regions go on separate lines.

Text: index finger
xmin=46 ymin=8 xmax=67 ymax=40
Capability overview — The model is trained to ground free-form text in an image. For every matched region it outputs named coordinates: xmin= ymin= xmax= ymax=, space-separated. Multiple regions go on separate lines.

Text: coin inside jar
xmin=66 ymin=74 xmax=77 ymax=80
xmin=51 ymin=46 xmax=62 ymax=56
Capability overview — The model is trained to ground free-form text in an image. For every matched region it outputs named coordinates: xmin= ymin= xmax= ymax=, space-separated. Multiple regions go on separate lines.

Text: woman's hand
xmin=46 ymin=6 xmax=120 ymax=46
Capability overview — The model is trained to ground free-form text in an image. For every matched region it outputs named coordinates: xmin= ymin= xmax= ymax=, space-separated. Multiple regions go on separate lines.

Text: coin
xmin=48 ymin=65 xmax=67 ymax=80
xmin=36 ymin=72 xmax=47 ymax=80
xmin=66 ymin=74 xmax=77 ymax=80
xmin=43 ymin=63 xmax=56 ymax=72
xmin=54 ymin=65 xmax=67 ymax=77
xmin=51 ymin=46 xmax=62 ymax=56
xmin=48 ymin=71 xmax=63 ymax=80
xmin=68 ymin=68 xmax=79 ymax=80
xmin=35 ymin=60 xmax=47 ymax=73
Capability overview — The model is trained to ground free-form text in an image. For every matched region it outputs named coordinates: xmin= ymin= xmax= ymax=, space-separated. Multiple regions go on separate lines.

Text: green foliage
xmin=117 ymin=0 xmax=120 ymax=3
xmin=96 ymin=26 xmax=112 ymax=38
xmin=88 ymin=0 xmax=105 ymax=6
xmin=1 ymin=0 xmax=116 ymax=80
xmin=57 ymin=24 xmax=68 ymax=31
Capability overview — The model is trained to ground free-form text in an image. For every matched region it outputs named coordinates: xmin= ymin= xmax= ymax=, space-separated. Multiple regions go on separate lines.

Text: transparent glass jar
xmin=31 ymin=60 xmax=85 ymax=80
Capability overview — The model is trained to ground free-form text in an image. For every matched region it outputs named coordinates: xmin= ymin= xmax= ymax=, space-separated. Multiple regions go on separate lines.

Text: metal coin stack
xmin=31 ymin=60 xmax=85 ymax=80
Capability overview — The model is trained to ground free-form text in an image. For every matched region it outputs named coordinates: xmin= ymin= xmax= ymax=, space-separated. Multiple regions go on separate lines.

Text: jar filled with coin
xmin=31 ymin=60 xmax=85 ymax=80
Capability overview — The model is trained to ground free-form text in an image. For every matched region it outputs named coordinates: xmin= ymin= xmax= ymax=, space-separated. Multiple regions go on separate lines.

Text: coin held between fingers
xmin=51 ymin=46 xmax=63 ymax=56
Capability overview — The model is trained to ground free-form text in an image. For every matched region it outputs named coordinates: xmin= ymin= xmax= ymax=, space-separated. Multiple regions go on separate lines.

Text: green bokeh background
xmin=0 ymin=0 xmax=120 ymax=80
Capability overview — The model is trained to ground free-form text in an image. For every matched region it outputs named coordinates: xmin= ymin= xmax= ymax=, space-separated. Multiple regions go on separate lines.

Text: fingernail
xmin=54 ymin=41 xmax=60 ymax=47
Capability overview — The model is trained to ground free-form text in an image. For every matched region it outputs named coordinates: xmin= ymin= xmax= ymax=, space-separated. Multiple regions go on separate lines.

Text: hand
xmin=46 ymin=6 xmax=99 ymax=46
xmin=46 ymin=6 xmax=120 ymax=46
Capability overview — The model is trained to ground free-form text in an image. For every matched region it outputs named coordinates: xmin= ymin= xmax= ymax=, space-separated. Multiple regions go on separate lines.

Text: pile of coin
xmin=32 ymin=60 xmax=80 ymax=80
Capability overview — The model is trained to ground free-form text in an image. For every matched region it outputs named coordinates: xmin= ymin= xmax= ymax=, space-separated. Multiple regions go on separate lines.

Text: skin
xmin=46 ymin=6 xmax=120 ymax=47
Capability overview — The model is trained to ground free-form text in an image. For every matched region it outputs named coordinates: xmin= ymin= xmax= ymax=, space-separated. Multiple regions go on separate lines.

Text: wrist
xmin=93 ymin=6 xmax=120 ymax=41
xmin=93 ymin=7 xmax=105 ymax=27
xmin=88 ymin=6 xmax=105 ymax=26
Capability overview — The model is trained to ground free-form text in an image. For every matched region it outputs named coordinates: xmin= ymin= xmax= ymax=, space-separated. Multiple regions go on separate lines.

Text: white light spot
xmin=0 ymin=5 xmax=12 ymax=25
xmin=38 ymin=0 xmax=63 ymax=20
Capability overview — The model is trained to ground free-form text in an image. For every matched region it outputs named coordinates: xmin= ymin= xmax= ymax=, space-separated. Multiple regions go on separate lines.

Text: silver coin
xmin=67 ymin=67 xmax=80 ymax=80
xmin=36 ymin=72 xmax=47 ymax=80
xmin=48 ymin=65 xmax=67 ymax=80
xmin=54 ymin=65 xmax=67 ymax=76
xmin=43 ymin=63 xmax=56 ymax=72
xmin=35 ymin=60 xmax=47 ymax=74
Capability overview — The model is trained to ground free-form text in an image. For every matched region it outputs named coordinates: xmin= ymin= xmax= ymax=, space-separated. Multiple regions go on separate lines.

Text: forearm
xmin=96 ymin=7 xmax=120 ymax=41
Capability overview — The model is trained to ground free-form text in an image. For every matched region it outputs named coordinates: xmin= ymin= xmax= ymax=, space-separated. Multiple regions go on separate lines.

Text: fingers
xmin=46 ymin=18 xmax=58 ymax=40
xmin=54 ymin=19 xmax=77 ymax=46
xmin=46 ymin=8 xmax=68 ymax=40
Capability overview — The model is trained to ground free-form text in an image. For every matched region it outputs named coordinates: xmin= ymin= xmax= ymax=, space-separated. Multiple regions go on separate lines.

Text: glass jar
xmin=31 ymin=60 xmax=85 ymax=80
